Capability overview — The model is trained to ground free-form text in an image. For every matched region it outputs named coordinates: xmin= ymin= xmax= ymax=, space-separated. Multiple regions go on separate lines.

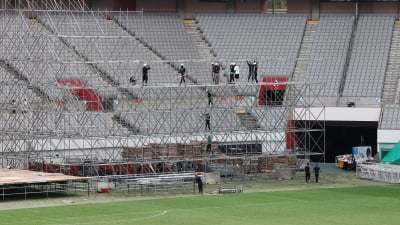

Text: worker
xmin=178 ymin=64 xmax=186 ymax=85
xmin=305 ymin=162 xmax=310 ymax=183
xmin=194 ymin=173 xmax=203 ymax=195
xmin=313 ymin=164 xmax=321 ymax=183
xmin=229 ymin=62 xmax=235 ymax=83
xmin=142 ymin=63 xmax=151 ymax=86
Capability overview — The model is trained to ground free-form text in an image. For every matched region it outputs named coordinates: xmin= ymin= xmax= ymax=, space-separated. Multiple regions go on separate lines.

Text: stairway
xmin=382 ymin=22 xmax=400 ymax=104
xmin=236 ymin=110 xmax=259 ymax=130
xmin=111 ymin=114 xmax=140 ymax=134
xmin=183 ymin=21 xmax=216 ymax=62
xmin=0 ymin=60 xmax=47 ymax=100
xmin=287 ymin=21 xmax=318 ymax=101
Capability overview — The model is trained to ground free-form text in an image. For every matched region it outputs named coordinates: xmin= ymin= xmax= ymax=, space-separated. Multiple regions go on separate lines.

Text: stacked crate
xmin=166 ymin=143 xmax=179 ymax=157
xmin=177 ymin=143 xmax=188 ymax=156
xmin=191 ymin=141 xmax=204 ymax=156
xmin=244 ymin=158 xmax=259 ymax=173
xmin=258 ymin=155 xmax=297 ymax=172
xmin=123 ymin=141 xmax=219 ymax=160
xmin=213 ymin=157 xmax=244 ymax=166
xmin=121 ymin=146 xmax=152 ymax=160
xmin=178 ymin=141 xmax=205 ymax=157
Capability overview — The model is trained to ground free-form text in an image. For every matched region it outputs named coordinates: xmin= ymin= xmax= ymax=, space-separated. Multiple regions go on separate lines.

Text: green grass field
xmin=1 ymin=184 xmax=400 ymax=225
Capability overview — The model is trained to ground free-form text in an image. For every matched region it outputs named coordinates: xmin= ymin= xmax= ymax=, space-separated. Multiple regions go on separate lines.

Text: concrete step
xmin=184 ymin=22 xmax=216 ymax=63
xmin=289 ymin=22 xmax=317 ymax=101
xmin=381 ymin=25 xmax=400 ymax=103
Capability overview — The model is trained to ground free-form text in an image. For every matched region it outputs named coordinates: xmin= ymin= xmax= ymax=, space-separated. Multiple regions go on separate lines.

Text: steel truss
xmin=0 ymin=3 xmax=326 ymax=178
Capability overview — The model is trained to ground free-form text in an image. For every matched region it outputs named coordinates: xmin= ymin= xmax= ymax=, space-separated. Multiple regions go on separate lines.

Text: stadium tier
xmin=249 ymin=107 xmax=289 ymax=130
xmin=343 ymin=14 xmax=394 ymax=98
xmin=195 ymin=13 xmax=307 ymax=79
xmin=380 ymin=104 xmax=400 ymax=130
xmin=303 ymin=13 xmax=354 ymax=97
xmin=115 ymin=12 xmax=211 ymax=84
xmin=0 ymin=11 xmax=118 ymax=100
xmin=1 ymin=11 xmax=397 ymax=102
xmin=120 ymin=108 xmax=246 ymax=135
xmin=0 ymin=67 xmax=41 ymax=104
xmin=0 ymin=111 xmax=129 ymax=139
xmin=0 ymin=7 xmax=399 ymax=174
xmin=38 ymin=11 xmax=178 ymax=87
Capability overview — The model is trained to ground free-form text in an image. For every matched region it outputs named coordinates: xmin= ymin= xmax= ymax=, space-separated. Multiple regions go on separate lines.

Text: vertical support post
xmin=141 ymin=8 xmax=143 ymax=42
xmin=355 ymin=0 xmax=359 ymax=20
xmin=311 ymin=0 xmax=320 ymax=21
xmin=177 ymin=0 xmax=185 ymax=19
xmin=227 ymin=0 xmax=235 ymax=13
xmin=261 ymin=0 xmax=268 ymax=13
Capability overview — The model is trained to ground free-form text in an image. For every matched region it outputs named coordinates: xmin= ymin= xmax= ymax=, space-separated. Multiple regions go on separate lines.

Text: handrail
xmin=336 ymin=15 xmax=358 ymax=106
xmin=285 ymin=19 xmax=308 ymax=102
xmin=382 ymin=20 xmax=396 ymax=104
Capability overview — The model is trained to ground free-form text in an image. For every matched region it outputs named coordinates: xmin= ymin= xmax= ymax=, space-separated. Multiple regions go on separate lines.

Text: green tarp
xmin=382 ymin=141 xmax=400 ymax=164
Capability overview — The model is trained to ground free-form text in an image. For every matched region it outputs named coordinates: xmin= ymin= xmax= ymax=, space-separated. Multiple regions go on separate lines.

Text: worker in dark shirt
xmin=194 ymin=173 xmax=203 ymax=195
xmin=204 ymin=112 xmax=211 ymax=131
xmin=178 ymin=64 xmax=186 ymax=86
xmin=313 ymin=164 xmax=321 ymax=183
xmin=142 ymin=63 xmax=151 ymax=86
xmin=229 ymin=62 xmax=235 ymax=83
xmin=212 ymin=63 xmax=220 ymax=84
xmin=247 ymin=60 xmax=253 ymax=82
xmin=253 ymin=60 xmax=258 ymax=83
xmin=207 ymin=90 xmax=213 ymax=106
xmin=206 ymin=135 xmax=212 ymax=155
xmin=305 ymin=162 xmax=310 ymax=183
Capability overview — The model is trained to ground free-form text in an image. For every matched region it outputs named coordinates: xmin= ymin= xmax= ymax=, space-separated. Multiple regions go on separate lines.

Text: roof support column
xmin=311 ymin=0 xmax=320 ymax=21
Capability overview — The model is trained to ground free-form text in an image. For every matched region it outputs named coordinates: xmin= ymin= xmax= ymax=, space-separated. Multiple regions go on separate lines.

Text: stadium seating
xmin=120 ymin=109 xmax=246 ymax=135
xmin=195 ymin=13 xmax=307 ymax=80
xmin=114 ymin=12 xmax=211 ymax=84
xmin=380 ymin=104 xmax=400 ymax=129
xmin=249 ymin=106 xmax=289 ymax=130
xmin=304 ymin=13 xmax=354 ymax=97
xmin=0 ymin=12 xmax=118 ymax=100
xmin=39 ymin=11 xmax=178 ymax=86
xmin=342 ymin=14 xmax=394 ymax=98
xmin=0 ymin=111 xmax=129 ymax=139
xmin=0 ymin=67 xmax=41 ymax=104
xmin=0 ymin=10 xmax=398 ymax=141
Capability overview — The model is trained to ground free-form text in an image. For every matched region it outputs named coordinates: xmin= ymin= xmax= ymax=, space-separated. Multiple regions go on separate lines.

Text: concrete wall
xmin=113 ymin=0 xmax=137 ymax=11
xmin=378 ymin=130 xmax=400 ymax=144
xmin=320 ymin=2 xmax=356 ymax=14
xmin=137 ymin=0 xmax=176 ymax=12
xmin=184 ymin=0 xmax=227 ymax=19
xmin=235 ymin=0 xmax=262 ymax=13
xmin=294 ymin=107 xmax=381 ymax=122
xmin=90 ymin=0 xmax=113 ymax=10
xmin=89 ymin=0 xmax=174 ymax=11
xmin=377 ymin=129 xmax=400 ymax=159
xmin=287 ymin=0 xmax=311 ymax=14
xmin=359 ymin=2 xmax=399 ymax=15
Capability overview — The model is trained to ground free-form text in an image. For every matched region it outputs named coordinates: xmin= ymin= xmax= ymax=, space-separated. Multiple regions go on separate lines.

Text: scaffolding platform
xmin=0 ymin=3 xmax=326 ymax=181
xmin=0 ymin=168 xmax=88 ymax=200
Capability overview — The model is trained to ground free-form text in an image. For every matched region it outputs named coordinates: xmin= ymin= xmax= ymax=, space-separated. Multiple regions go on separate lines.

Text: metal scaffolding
xmin=0 ymin=2 xmax=326 ymax=179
